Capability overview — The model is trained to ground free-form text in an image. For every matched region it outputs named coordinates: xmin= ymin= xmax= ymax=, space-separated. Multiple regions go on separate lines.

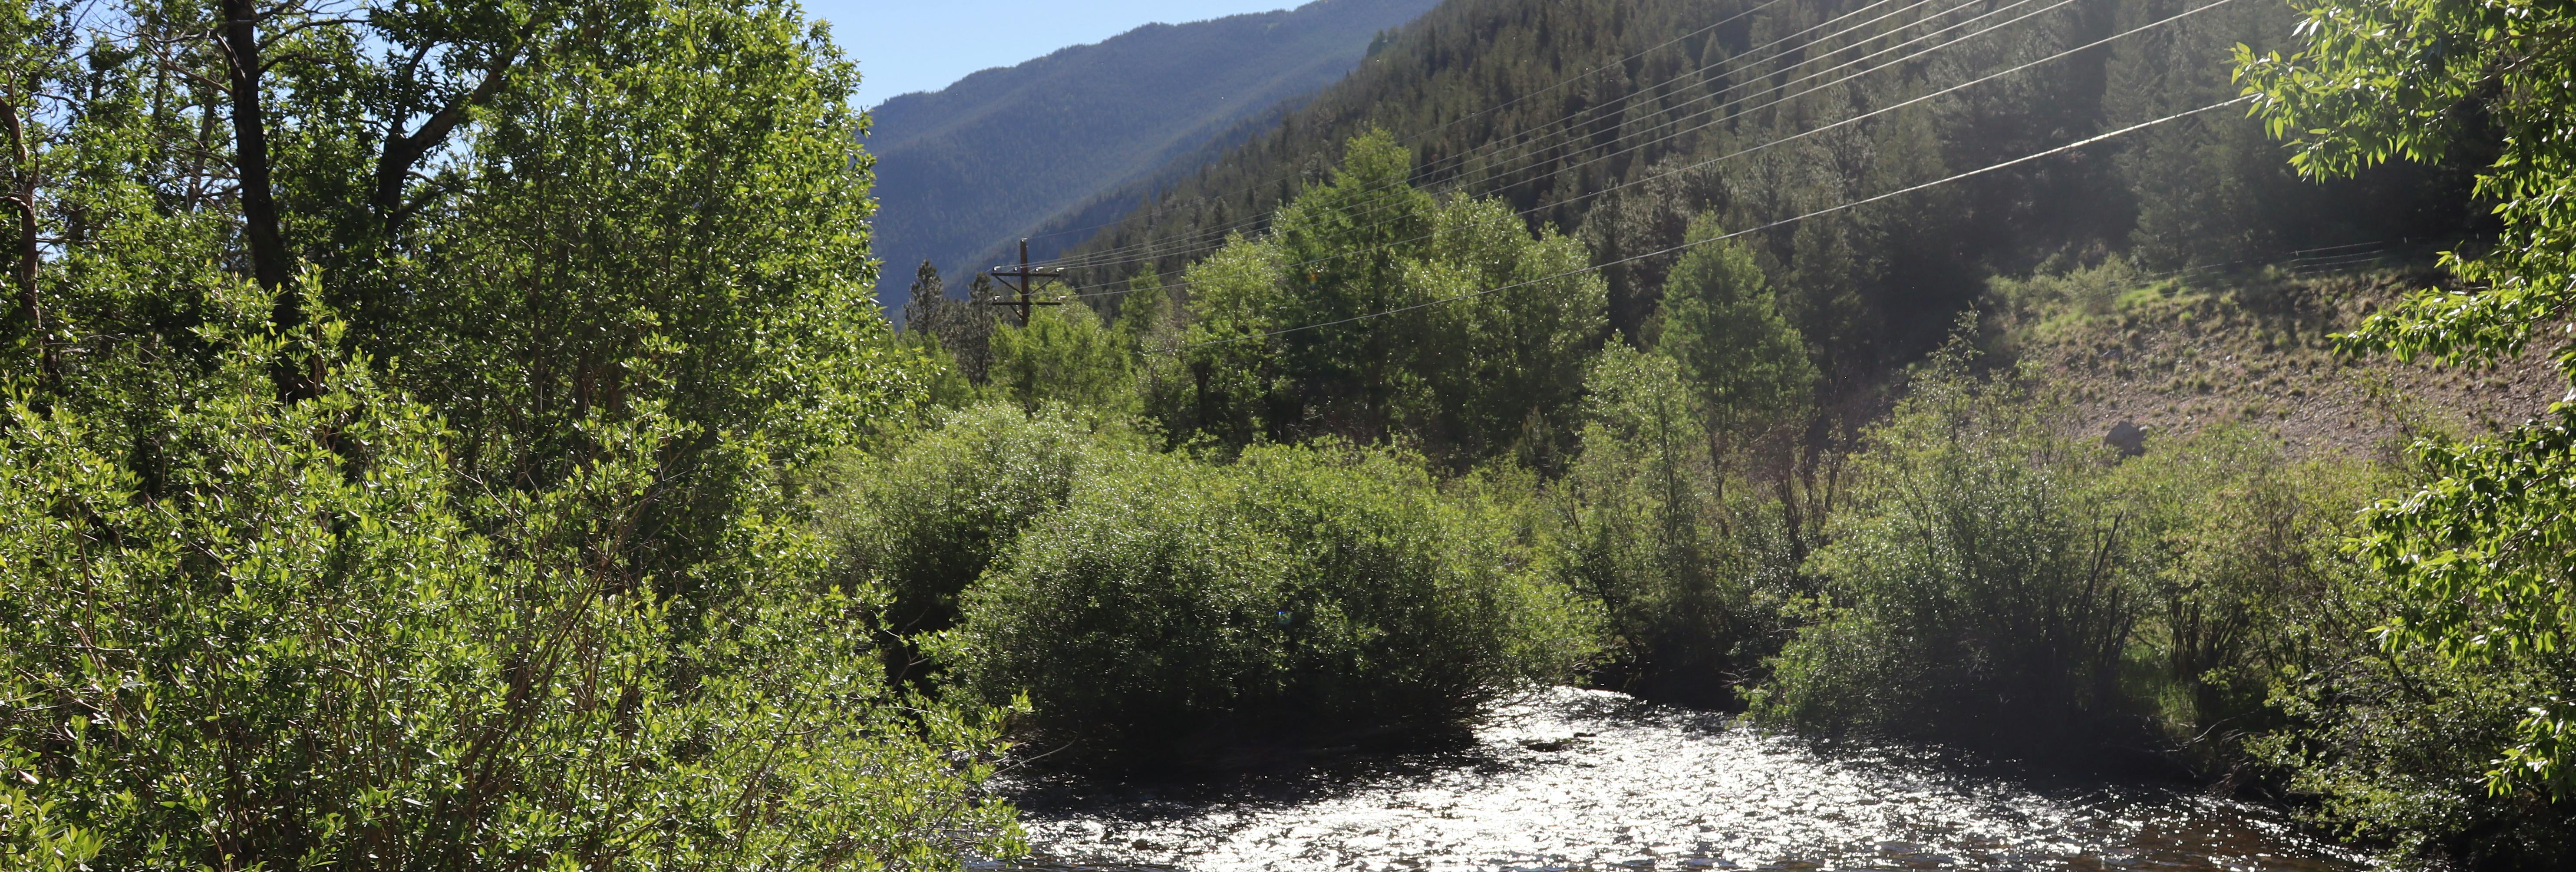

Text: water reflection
xmin=990 ymin=687 xmax=2358 ymax=872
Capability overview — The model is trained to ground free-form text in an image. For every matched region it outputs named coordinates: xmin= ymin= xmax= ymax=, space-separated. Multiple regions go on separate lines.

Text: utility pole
xmin=984 ymin=238 xmax=1066 ymax=327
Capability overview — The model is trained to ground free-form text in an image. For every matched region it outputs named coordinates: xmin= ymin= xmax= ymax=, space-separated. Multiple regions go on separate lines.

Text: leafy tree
xmin=1264 ymin=129 xmax=1438 ymax=441
xmin=988 ymin=303 xmax=1138 ymax=415
xmin=0 ymin=0 xmax=1020 ymax=863
xmin=1655 ymin=221 xmax=1815 ymax=453
xmin=1174 ymin=132 xmax=1605 ymax=466
xmin=2240 ymin=0 xmax=2576 ymax=799
xmin=1175 ymin=231 xmax=1289 ymax=449
xmin=1398 ymin=195 xmax=1608 ymax=466
xmin=0 ymin=302 xmax=1018 ymax=869
xmin=1553 ymin=344 xmax=1758 ymax=705
xmin=1115 ymin=269 xmax=1195 ymax=438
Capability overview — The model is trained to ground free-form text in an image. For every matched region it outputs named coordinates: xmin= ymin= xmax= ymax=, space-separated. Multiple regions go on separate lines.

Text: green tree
xmin=1655 ymin=220 xmax=1816 ymax=453
xmin=1174 ymin=132 xmax=1605 ymax=465
xmin=1398 ymin=196 xmax=1608 ymax=467
xmin=0 ymin=304 xmax=1018 ymax=869
xmin=1265 ymin=129 xmax=1436 ymax=439
xmin=1115 ymin=269 xmax=1196 ymax=438
xmin=0 ymin=0 xmax=1020 ymax=864
xmin=2241 ymin=0 xmax=2576 ymax=798
xmin=1553 ymin=344 xmax=1755 ymax=705
xmin=988 ymin=303 xmax=1138 ymax=415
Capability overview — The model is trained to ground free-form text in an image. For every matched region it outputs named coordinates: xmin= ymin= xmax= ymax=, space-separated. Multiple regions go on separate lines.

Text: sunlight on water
xmin=990 ymin=688 xmax=2360 ymax=872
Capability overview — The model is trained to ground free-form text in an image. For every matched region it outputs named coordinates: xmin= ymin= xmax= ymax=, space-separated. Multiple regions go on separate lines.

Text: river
xmin=989 ymin=687 xmax=2361 ymax=872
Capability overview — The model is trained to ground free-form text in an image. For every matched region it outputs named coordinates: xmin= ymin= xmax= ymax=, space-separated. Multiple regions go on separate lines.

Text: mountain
xmin=863 ymin=0 xmax=1440 ymax=311
xmin=1039 ymin=0 xmax=2480 ymax=373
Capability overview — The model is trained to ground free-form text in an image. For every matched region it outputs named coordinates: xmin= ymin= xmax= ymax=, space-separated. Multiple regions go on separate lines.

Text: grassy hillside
xmin=1990 ymin=258 xmax=2560 ymax=457
xmin=864 ymin=0 xmax=1438 ymax=310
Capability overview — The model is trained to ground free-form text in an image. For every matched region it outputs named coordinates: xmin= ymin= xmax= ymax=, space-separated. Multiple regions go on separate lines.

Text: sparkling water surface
xmin=989 ymin=687 xmax=2359 ymax=872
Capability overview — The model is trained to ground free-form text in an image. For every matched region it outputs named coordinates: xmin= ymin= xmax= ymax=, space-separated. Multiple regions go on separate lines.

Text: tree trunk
xmin=218 ymin=0 xmax=289 ymax=298
xmin=3 ymin=80 xmax=49 ymax=386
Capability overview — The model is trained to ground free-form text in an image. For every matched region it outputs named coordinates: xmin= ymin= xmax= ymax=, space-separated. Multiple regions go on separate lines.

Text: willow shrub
xmin=1754 ymin=350 xmax=2139 ymax=747
xmin=1552 ymin=345 xmax=1792 ymax=707
xmin=938 ymin=440 xmax=1598 ymax=766
xmin=0 ymin=311 xmax=1018 ymax=870
xmin=811 ymin=403 xmax=1141 ymax=684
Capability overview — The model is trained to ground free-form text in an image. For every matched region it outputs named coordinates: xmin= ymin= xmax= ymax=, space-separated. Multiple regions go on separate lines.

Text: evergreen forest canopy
xmin=6 ymin=0 xmax=2576 ymax=869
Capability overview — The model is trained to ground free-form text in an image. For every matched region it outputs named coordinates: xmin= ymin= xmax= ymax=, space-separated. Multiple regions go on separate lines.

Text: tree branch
xmin=371 ymin=26 xmax=533 ymax=234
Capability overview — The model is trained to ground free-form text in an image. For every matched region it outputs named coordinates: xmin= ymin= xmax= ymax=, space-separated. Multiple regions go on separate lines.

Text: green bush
xmin=1552 ymin=345 xmax=1788 ymax=706
xmin=0 ymin=314 xmax=1018 ymax=870
xmin=988 ymin=305 xmax=1139 ymax=416
xmin=2223 ymin=426 xmax=2576 ymax=864
xmin=2102 ymin=424 xmax=2377 ymax=767
xmin=1754 ymin=349 xmax=2138 ymax=747
xmin=2253 ymin=608 xmax=2576 ymax=864
xmin=940 ymin=442 xmax=1596 ymax=766
xmin=813 ymin=403 xmax=1135 ymax=672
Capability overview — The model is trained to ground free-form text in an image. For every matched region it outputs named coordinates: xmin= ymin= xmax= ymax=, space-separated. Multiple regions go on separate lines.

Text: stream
xmin=988 ymin=688 xmax=2361 ymax=872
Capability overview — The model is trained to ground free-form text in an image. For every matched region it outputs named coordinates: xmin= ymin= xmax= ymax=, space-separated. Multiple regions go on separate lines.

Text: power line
xmin=1067 ymin=0 xmax=2244 ymax=302
xmin=1163 ymin=95 xmax=2256 ymax=352
xmin=1013 ymin=0 xmax=1809 ymax=251
xmin=1049 ymin=0 xmax=2089 ymax=274
xmin=1042 ymin=0 xmax=2009 ymax=271
xmin=1036 ymin=0 xmax=1975 ymax=269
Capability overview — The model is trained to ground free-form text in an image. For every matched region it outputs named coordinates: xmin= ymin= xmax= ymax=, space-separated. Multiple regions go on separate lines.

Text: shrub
xmin=1552 ymin=345 xmax=1782 ymax=706
xmin=940 ymin=442 xmax=1595 ymax=766
xmin=2253 ymin=614 xmax=2576 ymax=865
xmin=2102 ymin=424 xmax=2378 ymax=767
xmin=1754 ymin=349 xmax=2138 ymax=748
xmin=812 ymin=403 xmax=1134 ymax=676
xmin=0 ymin=317 xmax=1018 ymax=869
xmin=2230 ymin=427 xmax=2576 ymax=864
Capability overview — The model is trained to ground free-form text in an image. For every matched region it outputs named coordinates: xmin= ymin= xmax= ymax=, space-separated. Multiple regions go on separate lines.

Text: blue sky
xmin=812 ymin=1 xmax=1303 ymax=106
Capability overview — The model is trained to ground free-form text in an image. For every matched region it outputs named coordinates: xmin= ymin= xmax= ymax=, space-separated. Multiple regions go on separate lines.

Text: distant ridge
xmin=865 ymin=0 xmax=1439 ymax=311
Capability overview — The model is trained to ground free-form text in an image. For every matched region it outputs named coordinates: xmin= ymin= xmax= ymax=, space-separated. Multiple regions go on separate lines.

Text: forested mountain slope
xmin=1038 ymin=0 xmax=2483 ymax=399
xmin=865 ymin=0 xmax=1438 ymax=310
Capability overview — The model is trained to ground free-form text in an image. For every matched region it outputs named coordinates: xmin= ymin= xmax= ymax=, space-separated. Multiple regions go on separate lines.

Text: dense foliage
xmin=2232 ymin=0 xmax=2576 ymax=856
xmin=1161 ymin=130 xmax=1608 ymax=467
xmin=943 ymin=436 xmax=1596 ymax=766
xmin=818 ymin=404 xmax=1593 ymax=768
xmin=0 ymin=0 xmax=1017 ymax=867
xmin=2 ymin=312 xmax=1014 ymax=869
xmin=10 ymin=0 xmax=2569 ymax=864
xmin=1550 ymin=344 xmax=1794 ymax=705
xmin=850 ymin=0 xmax=2576 ymax=862
xmin=1758 ymin=347 xmax=2140 ymax=743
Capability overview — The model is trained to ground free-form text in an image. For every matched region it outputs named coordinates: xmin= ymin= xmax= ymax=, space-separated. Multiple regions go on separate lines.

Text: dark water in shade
xmin=984 ymin=688 xmax=2363 ymax=872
